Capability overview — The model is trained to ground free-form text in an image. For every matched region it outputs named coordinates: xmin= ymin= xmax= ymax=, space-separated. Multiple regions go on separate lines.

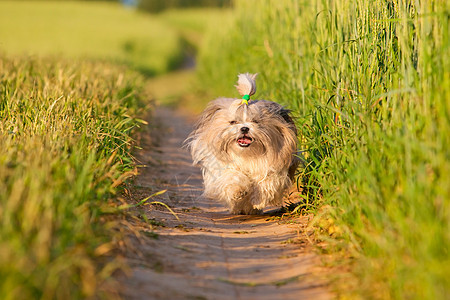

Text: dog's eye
xmin=229 ymin=121 xmax=237 ymax=125
xmin=252 ymin=119 xmax=259 ymax=124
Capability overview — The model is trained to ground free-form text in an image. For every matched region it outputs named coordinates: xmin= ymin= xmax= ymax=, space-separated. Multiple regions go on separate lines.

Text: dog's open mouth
xmin=237 ymin=135 xmax=253 ymax=147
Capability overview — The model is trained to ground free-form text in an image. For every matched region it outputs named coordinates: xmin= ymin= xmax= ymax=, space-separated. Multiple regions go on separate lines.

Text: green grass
xmin=196 ymin=0 xmax=449 ymax=299
xmin=0 ymin=1 xmax=183 ymax=75
xmin=0 ymin=55 xmax=146 ymax=299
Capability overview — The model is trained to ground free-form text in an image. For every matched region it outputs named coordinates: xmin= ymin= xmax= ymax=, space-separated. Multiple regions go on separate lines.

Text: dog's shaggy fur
xmin=185 ymin=74 xmax=299 ymax=214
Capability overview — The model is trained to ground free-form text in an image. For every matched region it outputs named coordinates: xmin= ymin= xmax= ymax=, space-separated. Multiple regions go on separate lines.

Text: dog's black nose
xmin=240 ymin=127 xmax=249 ymax=133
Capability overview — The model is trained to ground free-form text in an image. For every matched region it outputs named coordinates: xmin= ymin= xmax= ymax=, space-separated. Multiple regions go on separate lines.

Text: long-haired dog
xmin=185 ymin=73 xmax=299 ymax=214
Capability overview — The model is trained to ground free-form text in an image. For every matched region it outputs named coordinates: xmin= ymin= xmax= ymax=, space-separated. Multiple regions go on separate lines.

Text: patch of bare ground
xmin=116 ymin=107 xmax=332 ymax=300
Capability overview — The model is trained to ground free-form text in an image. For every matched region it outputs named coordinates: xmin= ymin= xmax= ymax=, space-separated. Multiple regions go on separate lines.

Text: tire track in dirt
xmin=118 ymin=107 xmax=332 ymax=300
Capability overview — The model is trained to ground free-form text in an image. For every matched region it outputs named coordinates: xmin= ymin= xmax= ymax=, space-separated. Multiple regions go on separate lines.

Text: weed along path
xmin=118 ymin=106 xmax=332 ymax=300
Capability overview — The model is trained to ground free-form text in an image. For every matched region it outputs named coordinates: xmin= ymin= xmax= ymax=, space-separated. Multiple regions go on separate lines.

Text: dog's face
xmin=189 ymin=98 xmax=297 ymax=164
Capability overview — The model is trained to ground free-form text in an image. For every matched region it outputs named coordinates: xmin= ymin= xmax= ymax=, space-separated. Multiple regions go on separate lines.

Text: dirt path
xmin=118 ymin=107 xmax=332 ymax=300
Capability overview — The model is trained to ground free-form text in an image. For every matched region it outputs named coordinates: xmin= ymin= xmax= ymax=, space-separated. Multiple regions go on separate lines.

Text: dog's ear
xmin=258 ymin=101 xmax=296 ymax=125
xmin=194 ymin=100 xmax=222 ymax=129
xmin=278 ymin=107 xmax=294 ymax=125
xmin=257 ymin=101 xmax=298 ymax=139
xmin=278 ymin=107 xmax=298 ymax=138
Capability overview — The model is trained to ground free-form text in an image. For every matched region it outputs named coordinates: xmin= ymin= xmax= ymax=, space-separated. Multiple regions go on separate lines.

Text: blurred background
xmin=0 ymin=0 xmax=231 ymax=96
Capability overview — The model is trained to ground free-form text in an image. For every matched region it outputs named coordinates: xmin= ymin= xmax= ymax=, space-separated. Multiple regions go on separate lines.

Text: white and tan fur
xmin=185 ymin=73 xmax=299 ymax=214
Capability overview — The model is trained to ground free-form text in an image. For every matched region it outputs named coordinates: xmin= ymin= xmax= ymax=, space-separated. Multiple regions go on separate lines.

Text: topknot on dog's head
xmin=235 ymin=73 xmax=257 ymax=97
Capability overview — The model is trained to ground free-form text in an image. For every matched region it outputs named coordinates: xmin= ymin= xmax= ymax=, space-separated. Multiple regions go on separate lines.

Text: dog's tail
xmin=235 ymin=73 xmax=257 ymax=97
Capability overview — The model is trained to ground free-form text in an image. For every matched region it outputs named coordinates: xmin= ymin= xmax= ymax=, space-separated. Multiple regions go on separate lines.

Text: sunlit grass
xmin=197 ymin=0 xmax=449 ymax=298
xmin=0 ymin=55 xmax=146 ymax=299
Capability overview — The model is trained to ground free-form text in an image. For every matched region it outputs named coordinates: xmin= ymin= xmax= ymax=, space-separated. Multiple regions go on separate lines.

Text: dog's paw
xmin=230 ymin=201 xmax=262 ymax=215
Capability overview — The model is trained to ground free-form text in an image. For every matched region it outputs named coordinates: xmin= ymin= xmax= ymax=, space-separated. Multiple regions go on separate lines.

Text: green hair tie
xmin=241 ymin=94 xmax=250 ymax=105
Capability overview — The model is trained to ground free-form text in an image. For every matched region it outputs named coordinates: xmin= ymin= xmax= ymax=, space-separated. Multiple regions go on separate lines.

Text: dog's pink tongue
xmin=238 ymin=137 xmax=252 ymax=144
